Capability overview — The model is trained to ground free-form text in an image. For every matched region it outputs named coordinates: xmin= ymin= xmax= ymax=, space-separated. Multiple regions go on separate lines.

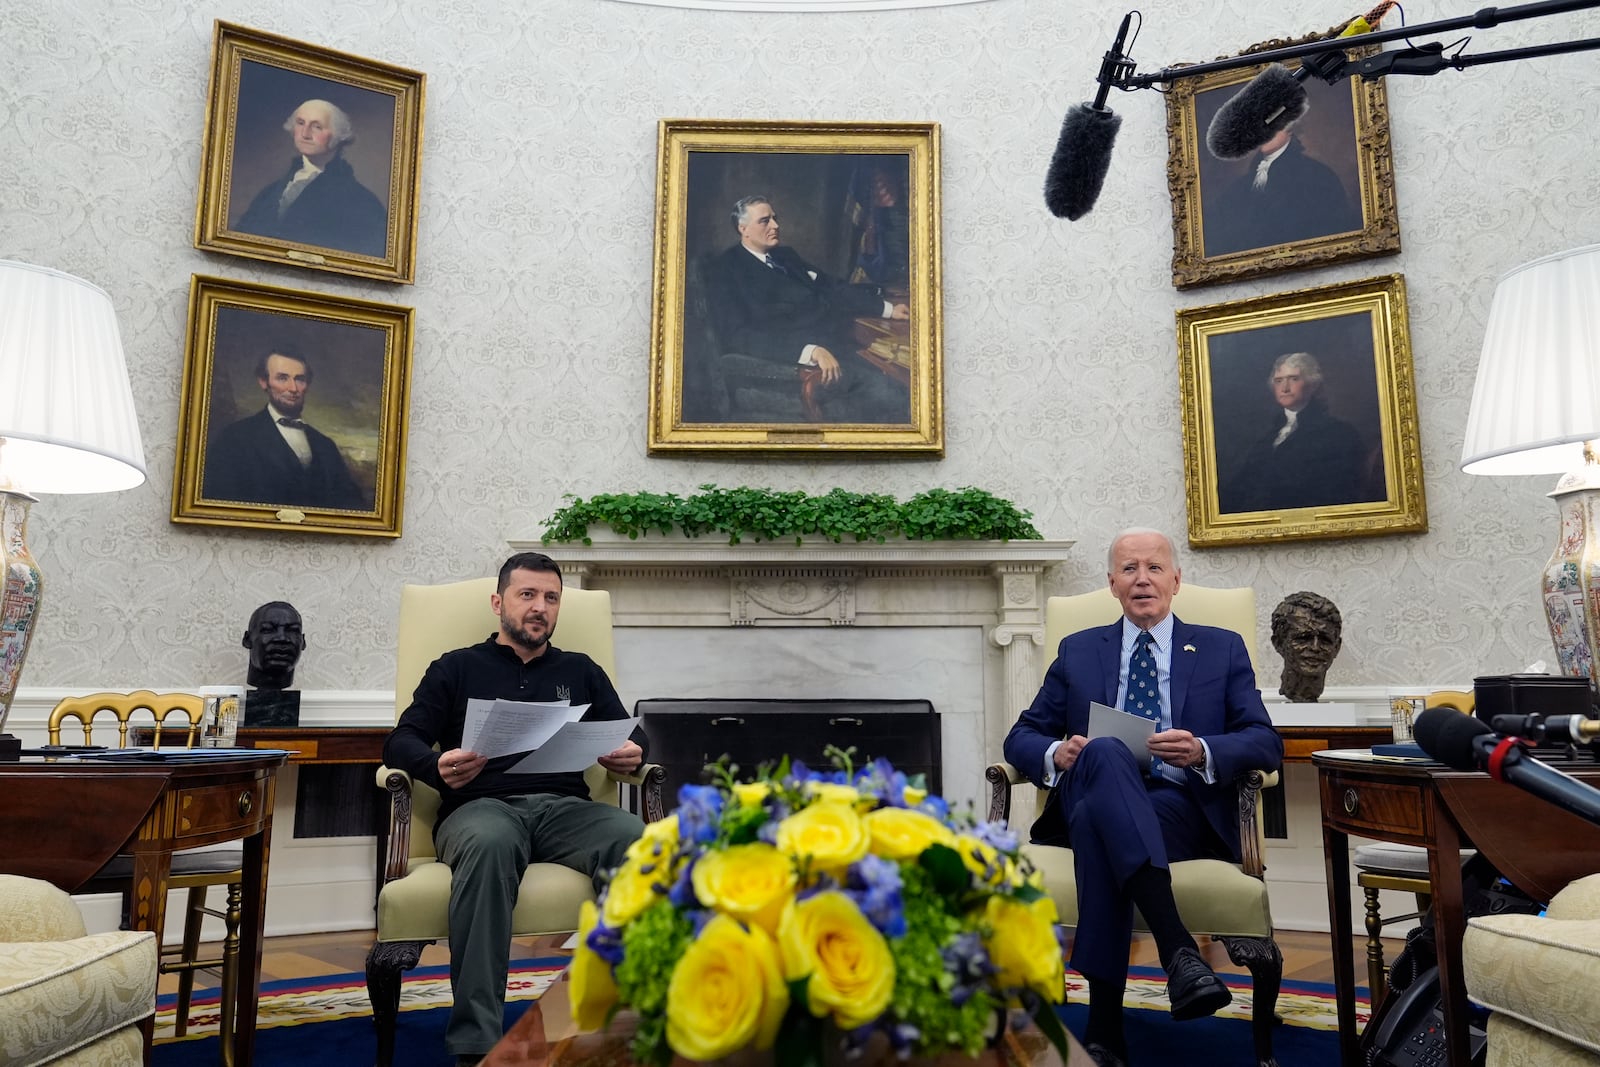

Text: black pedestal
xmin=243 ymin=689 xmax=301 ymax=727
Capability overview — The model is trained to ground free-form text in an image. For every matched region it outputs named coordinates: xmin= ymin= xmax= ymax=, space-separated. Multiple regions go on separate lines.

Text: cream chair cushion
xmin=0 ymin=875 xmax=156 ymax=1066
xmin=1465 ymin=873 xmax=1600 ymax=1061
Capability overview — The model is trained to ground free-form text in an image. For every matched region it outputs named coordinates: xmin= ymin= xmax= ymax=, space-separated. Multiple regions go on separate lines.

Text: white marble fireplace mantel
xmin=509 ymin=536 xmax=1077 ymax=811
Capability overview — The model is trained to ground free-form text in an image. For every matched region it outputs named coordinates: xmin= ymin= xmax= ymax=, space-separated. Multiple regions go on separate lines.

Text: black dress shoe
xmin=1165 ymin=945 xmax=1233 ymax=1020
xmin=1084 ymin=1042 xmax=1129 ymax=1067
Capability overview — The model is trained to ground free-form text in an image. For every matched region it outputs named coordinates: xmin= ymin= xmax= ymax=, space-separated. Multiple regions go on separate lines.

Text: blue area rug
xmin=152 ymin=960 xmax=1356 ymax=1065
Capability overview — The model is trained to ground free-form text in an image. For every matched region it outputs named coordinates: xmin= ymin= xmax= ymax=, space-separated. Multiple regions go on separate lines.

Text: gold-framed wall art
xmin=193 ymin=21 xmax=426 ymax=284
xmin=171 ymin=275 xmax=415 ymax=538
xmin=647 ymin=119 xmax=943 ymax=454
xmin=1176 ymin=273 xmax=1426 ymax=547
xmin=1165 ymin=34 xmax=1401 ymax=290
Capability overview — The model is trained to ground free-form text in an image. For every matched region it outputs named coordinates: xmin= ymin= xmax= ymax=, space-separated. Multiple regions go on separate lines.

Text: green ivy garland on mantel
xmin=539 ymin=484 xmax=1043 ymax=546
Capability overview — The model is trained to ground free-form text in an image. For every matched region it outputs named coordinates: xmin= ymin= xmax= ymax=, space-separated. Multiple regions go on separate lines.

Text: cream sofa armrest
xmin=0 ymin=875 xmax=88 ymax=941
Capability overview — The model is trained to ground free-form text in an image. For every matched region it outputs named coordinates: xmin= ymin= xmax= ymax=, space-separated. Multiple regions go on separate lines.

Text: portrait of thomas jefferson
xmin=226 ymin=61 xmax=395 ymax=259
xmin=1208 ymin=315 xmax=1386 ymax=517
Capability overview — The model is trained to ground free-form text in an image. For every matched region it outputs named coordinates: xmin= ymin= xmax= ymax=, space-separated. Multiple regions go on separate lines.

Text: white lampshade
xmin=0 ymin=260 xmax=146 ymax=494
xmin=1460 ymin=243 xmax=1600 ymax=476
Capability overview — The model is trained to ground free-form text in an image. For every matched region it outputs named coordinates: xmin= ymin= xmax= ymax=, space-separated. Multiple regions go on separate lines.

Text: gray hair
xmin=283 ymin=99 xmax=355 ymax=148
xmin=1105 ymin=527 xmax=1180 ymax=574
xmin=731 ymin=195 xmax=772 ymax=229
xmin=1269 ymin=352 xmax=1324 ymax=390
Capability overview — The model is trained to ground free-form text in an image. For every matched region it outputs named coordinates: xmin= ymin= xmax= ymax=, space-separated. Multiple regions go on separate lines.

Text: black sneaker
xmin=1165 ymin=945 xmax=1232 ymax=1021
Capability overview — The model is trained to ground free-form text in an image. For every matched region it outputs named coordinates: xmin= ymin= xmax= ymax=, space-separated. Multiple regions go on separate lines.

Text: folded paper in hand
xmin=1087 ymin=701 xmax=1156 ymax=754
xmin=461 ymin=698 xmax=637 ymax=774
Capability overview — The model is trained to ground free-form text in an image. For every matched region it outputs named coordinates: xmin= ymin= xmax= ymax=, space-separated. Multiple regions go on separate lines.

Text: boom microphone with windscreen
xmin=1205 ymin=1 xmax=1397 ymax=160
xmin=1414 ymin=707 xmax=1600 ymax=828
xmin=1044 ymin=13 xmax=1133 ymax=220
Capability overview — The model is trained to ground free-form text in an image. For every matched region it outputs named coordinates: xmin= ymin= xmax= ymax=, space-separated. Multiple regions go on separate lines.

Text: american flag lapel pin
xmin=1183 ymin=644 xmax=1197 ymax=653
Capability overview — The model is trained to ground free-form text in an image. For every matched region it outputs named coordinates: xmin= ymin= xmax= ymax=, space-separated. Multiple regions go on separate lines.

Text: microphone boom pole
xmin=1110 ymin=0 xmax=1600 ymax=91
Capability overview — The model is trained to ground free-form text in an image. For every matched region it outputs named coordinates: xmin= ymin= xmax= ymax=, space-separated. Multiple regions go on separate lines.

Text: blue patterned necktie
xmin=1125 ymin=630 xmax=1162 ymax=774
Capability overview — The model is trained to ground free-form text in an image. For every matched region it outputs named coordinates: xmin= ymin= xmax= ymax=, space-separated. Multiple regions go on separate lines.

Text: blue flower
xmin=675 ymin=784 xmax=724 ymax=844
xmin=846 ymin=854 xmax=906 ymax=937
xmin=585 ymin=918 xmax=624 ymax=966
xmin=969 ymin=819 xmax=1019 ymax=854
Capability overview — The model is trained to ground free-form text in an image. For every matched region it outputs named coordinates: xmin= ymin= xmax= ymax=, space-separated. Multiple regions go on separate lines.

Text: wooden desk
xmin=0 ymin=752 xmax=287 ymax=1066
xmin=1277 ymin=725 xmax=1392 ymax=762
xmin=234 ymin=725 xmax=387 ymax=764
xmin=1315 ymin=749 xmax=1600 ymax=1067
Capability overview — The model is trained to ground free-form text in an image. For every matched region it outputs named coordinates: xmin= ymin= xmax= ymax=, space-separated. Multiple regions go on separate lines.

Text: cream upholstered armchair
xmin=0 ymin=874 xmax=157 ymax=1066
xmin=986 ymin=584 xmax=1283 ymax=1067
xmin=1465 ymin=872 xmax=1600 ymax=1064
xmin=364 ymin=578 xmax=664 ymax=1067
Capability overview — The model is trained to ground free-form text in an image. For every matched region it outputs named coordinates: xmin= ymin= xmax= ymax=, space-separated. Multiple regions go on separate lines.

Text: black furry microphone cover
xmin=1044 ymin=103 xmax=1122 ymax=221
xmin=1205 ymin=64 xmax=1309 ymax=160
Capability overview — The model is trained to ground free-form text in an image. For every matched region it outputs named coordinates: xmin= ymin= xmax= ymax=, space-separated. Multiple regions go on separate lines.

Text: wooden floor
xmin=162 ymin=927 xmax=1403 ymax=997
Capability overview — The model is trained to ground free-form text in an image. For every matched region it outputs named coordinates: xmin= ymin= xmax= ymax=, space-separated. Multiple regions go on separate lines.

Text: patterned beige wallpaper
xmin=4 ymin=0 xmax=1598 ymax=694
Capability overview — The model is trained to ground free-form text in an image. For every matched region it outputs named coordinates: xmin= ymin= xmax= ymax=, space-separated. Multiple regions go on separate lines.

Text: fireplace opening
xmin=636 ymin=698 xmax=942 ymax=806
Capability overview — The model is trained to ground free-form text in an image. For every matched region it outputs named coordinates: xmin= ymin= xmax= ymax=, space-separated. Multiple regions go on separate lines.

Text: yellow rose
xmin=569 ymin=900 xmax=618 ymax=1031
xmin=864 ymin=807 xmax=957 ymax=861
xmin=731 ymin=780 xmax=773 ymax=808
xmin=955 ymin=833 xmax=1014 ymax=887
xmin=666 ymin=914 xmax=789 ymax=1060
xmin=692 ymin=843 xmax=797 ymax=933
xmin=806 ymin=781 xmax=862 ymax=808
xmin=902 ymin=784 xmax=927 ymax=806
xmin=602 ymin=856 xmax=668 ymax=927
xmin=982 ymin=895 xmax=1064 ymax=1002
xmin=778 ymin=890 xmax=895 ymax=1030
xmin=625 ymin=812 xmax=680 ymax=865
xmin=776 ymin=801 xmax=869 ymax=871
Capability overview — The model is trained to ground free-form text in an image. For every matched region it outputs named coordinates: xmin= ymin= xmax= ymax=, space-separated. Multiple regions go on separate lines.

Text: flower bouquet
xmin=570 ymin=752 xmax=1070 ymax=1067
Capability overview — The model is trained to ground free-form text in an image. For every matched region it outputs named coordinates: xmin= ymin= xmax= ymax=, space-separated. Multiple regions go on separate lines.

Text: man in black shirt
xmin=383 ymin=552 xmax=647 ymax=1064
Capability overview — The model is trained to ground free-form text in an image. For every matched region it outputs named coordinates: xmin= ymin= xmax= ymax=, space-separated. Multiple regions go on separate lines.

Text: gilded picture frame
xmin=1177 ymin=273 xmax=1426 ymax=547
xmin=171 ymin=275 xmax=415 ymax=538
xmin=193 ymin=21 xmax=426 ymax=284
xmin=647 ymin=119 xmax=943 ymax=454
xmin=1165 ymin=34 xmax=1400 ymax=290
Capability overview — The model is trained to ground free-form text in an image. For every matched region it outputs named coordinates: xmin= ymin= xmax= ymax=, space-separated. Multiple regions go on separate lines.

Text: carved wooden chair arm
xmin=376 ymin=765 xmax=415 ymax=884
xmin=986 ymin=761 xmax=1027 ymax=824
xmin=1234 ymin=768 xmax=1278 ymax=879
xmin=610 ymin=762 xmax=668 ymax=823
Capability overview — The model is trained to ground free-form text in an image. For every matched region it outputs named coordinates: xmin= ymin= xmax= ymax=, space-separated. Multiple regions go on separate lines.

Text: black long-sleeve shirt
xmin=384 ymin=635 xmax=649 ymax=825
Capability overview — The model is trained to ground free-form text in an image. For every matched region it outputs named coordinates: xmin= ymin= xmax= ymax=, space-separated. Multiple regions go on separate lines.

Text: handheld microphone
xmin=1415 ymin=707 xmax=1600 ymax=828
xmin=1491 ymin=713 xmax=1600 ymax=745
xmin=1044 ymin=12 xmax=1133 ymax=221
xmin=1205 ymin=1 xmax=1395 ymax=160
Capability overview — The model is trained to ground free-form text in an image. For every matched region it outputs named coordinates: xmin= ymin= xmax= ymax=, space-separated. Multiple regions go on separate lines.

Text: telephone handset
xmin=1367 ymin=966 xmax=1486 ymax=1067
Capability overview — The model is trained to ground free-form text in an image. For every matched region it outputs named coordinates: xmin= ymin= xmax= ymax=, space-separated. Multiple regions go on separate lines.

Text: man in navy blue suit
xmin=1004 ymin=528 xmax=1282 ymax=1067
xmin=706 ymin=195 xmax=910 ymax=423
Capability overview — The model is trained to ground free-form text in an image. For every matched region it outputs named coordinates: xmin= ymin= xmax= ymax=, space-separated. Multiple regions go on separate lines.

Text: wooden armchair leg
xmin=1222 ymin=934 xmax=1282 ymax=1067
xmin=1362 ymin=885 xmax=1388 ymax=1007
xmin=367 ymin=939 xmax=427 ymax=1067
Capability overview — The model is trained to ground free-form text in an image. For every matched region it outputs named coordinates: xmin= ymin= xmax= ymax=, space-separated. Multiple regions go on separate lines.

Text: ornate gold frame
xmin=193 ymin=21 xmax=426 ymax=284
xmin=1165 ymin=35 xmax=1400 ymax=290
xmin=647 ymin=119 xmax=942 ymax=454
xmin=1177 ymin=273 xmax=1426 ymax=547
xmin=171 ymin=275 xmax=414 ymax=538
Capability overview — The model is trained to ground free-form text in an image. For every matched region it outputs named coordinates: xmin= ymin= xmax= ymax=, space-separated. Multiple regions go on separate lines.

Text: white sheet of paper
xmin=461 ymin=698 xmax=588 ymax=759
xmin=1088 ymin=701 xmax=1157 ymax=755
xmin=506 ymin=717 xmax=639 ymax=774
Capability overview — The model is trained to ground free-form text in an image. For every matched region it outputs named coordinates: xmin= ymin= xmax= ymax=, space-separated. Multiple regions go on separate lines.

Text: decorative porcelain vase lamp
xmin=0 ymin=261 xmax=146 ymax=758
xmin=1460 ymin=244 xmax=1600 ymax=683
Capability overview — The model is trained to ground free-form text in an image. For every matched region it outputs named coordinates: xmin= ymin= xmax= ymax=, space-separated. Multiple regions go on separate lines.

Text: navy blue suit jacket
xmin=1002 ymin=615 xmax=1282 ymax=859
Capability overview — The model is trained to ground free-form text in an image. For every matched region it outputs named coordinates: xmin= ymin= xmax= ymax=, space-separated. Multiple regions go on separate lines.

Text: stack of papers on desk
xmin=73 ymin=747 xmax=293 ymax=761
xmin=461 ymin=698 xmax=636 ymax=774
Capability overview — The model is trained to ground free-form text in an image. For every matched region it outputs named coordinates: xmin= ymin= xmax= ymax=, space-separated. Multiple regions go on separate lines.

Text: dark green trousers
xmin=434 ymin=794 xmax=643 ymax=1056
